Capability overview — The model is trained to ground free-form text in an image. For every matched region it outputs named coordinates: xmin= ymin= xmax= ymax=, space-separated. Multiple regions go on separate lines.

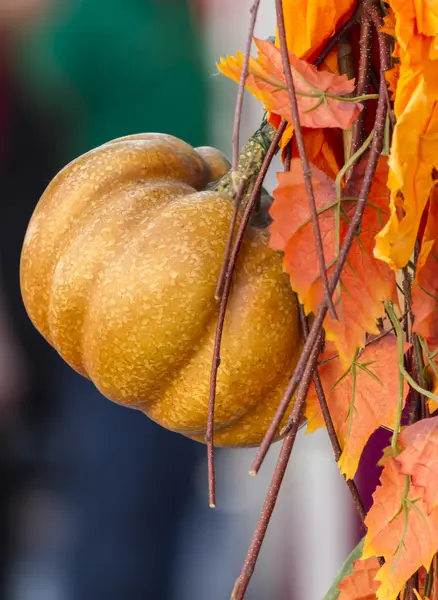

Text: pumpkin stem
xmin=210 ymin=120 xmax=277 ymax=208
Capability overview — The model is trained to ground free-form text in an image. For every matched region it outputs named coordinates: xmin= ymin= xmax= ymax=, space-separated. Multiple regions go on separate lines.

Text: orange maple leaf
xmin=338 ymin=556 xmax=380 ymax=599
xmin=384 ymin=64 xmax=400 ymax=98
xmin=412 ymin=185 xmax=438 ymax=349
xmin=305 ymin=335 xmax=409 ymax=480
xmin=274 ymin=120 xmax=344 ymax=181
xmin=277 ymin=0 xmax=356 ymax=62
xmin=374 ymin=0 xmax=438 ymax=270
xmin=217 ymin=38 xmax=362 ymax=130
xmin=268 ymin=50 xmax=345 ymax=180
xmin=363 ymin=455 xmax=438 ymax=600
xmin=269 ymin=155 xmax=397 ymax=363
xmin=396 ymin=417 xmax=438 ymax=515
xmin=387 ymin=0 xmax=438 ymax=55
xmin=381 ymin=9 xmax=396 ymax=38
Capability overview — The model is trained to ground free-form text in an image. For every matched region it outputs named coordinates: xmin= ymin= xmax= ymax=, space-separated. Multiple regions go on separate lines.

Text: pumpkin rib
xmin=48 ymin=179 xmax=196 ymax=375
xmin=21 ymin=138 xmax=209 ymax=343
xmin=195 ymin=145 xmax=231 ymax=183
xmin=80 ymin=191 xmax=236 ymax=406
xmin=146 ymin=227 xmax=300 ymax=436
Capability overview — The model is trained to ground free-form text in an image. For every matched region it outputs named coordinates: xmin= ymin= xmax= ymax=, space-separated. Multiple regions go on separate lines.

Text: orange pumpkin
xmin=20 ymin=132 xmax=301 ymax=446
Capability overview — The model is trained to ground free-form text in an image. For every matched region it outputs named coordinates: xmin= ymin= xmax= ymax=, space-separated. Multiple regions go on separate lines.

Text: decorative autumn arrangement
xmin=18 ymin=0 xmax=438 ymax=598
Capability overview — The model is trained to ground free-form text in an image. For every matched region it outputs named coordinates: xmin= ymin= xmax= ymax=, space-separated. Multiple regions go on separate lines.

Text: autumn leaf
xmin=292 ymin=127 xmax=344 ymax=181
xmin=305 ymin=335 xmax=409 ymax=480
xmin=374 ymin=0 xmax=438 ymax=270
xmin=384 ymin=64 xmax=400 ymax=98
xmin=268 ymin=50 xmax=345 ymax=180
xmin=412 ymin=186 xmax=438 ymax=349
xmin=217 ymin=38 xmax=362 ymax=130
xmin=270 ymin=107 xmax=344 ymax=180
xmin=396 ymin=417 xmax=438 ymax=515
xmin=337 ymin=556 xmax=380 ymax=600
xmin=387 ymin=0 xmax=438 ymax=53
xmin=278 ymin=0 xmax=356 ymax=62
xmin=269 ymin=155 xmax=397 ymax=363
xmin=374 ymin=77 xmax=438 ymax=270
xmin=363 ymin=455 xmax=438 ymax=600
xmin=380 ymin=9 xmax=396 ymax=38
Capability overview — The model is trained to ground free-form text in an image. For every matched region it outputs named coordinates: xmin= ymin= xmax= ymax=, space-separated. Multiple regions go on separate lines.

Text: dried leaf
xmin=396 ymin=416 xmax=438 ymax=514
xmin=374 ymin=1 xmax=438 ymax=270
xmin=412 ymin=186 xmax=438 ymax=349
xmin=363 ymin=456 xmax=438 ymax=600
xmin=337 ymin=557 xmax=380 ymax=600
xmin=269 ymin=49 xmax=345 ymax=180
xmin=278 ymin=0 xmax=356 ymax=61
xmin=374 ymin=77 xmax=438 ymax=270
xmin=269 ymin=156 xmax=397 ymax=363
xmin=292 ymin=127 xmax=344 ymax=180
xmin=274 ymin=123 xmax=343 ymax=180
xmin=385 ymin=64 xmax=400 ymax=98
xmin=305 ymin=335 xmax=409 ymax=480
xmin=388 ymin=0 xmax=438 ymax=52
xmin=381 ymin=10 xmax=396 ymax=38
xmin=217 ymin=38 xmax=362 ymax=130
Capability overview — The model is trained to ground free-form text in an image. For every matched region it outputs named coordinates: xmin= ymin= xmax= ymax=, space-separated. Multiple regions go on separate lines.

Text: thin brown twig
xmin=298 ymin=306 xmax=367 ymax=524
xmin=206 ymin=121 xmax=287 ymax=507
xmin=275 ymin=0 xmax=338 ymax=321
xmin=232 ymin=333 xmax=324 ymax=600
xmin=251 ymin=77 xmax=388 ymax=476
xmin=347 ymin=13 xmax=373 ymax=179
xmin=314 ymin=6 xmax=360 ymax=68
xmin=231 ymin=0 xmax=261 ymax=173
xmin=214 ymin=178 xmax=247 ymax=300
xmin=365 ymin=2 xmax=392 ymax=72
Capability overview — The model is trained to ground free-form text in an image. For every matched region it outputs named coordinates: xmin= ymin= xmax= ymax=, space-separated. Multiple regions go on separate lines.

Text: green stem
xmin=385 ymin=302 xmax=410 ymax=451
xmin=348 ymin=350 xmax=360 ymax=438
xmin=326 ymin=92 xmax=380 ymax=102
xmin=335 ymin=131 xmax=374 ymax=257
xmin=386 ymin=302 xmax=438 ymax=451
xmin=418 ymin=335 xmax=438 ymax=382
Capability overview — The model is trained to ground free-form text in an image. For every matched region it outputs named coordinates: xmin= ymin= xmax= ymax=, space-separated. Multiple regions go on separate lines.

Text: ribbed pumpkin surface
xmin=20 ymin=133 xmax=301 ymax=446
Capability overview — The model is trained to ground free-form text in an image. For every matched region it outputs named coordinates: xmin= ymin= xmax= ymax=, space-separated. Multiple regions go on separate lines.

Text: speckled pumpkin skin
xmin=20 ymin=133 xmax=301 ymax=447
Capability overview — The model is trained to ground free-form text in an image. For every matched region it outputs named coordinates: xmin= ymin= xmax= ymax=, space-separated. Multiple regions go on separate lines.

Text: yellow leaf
xmin=277 ymin=0 xmax=356 ymax=60
xmin=374 ymin=0 xmax=438 ymax=270
xmin=374 ymin=77 xmax=438 ymax=270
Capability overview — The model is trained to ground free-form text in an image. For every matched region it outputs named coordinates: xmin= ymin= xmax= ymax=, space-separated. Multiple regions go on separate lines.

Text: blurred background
xmin=0 ymin=0 xmax=360 ymax=598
